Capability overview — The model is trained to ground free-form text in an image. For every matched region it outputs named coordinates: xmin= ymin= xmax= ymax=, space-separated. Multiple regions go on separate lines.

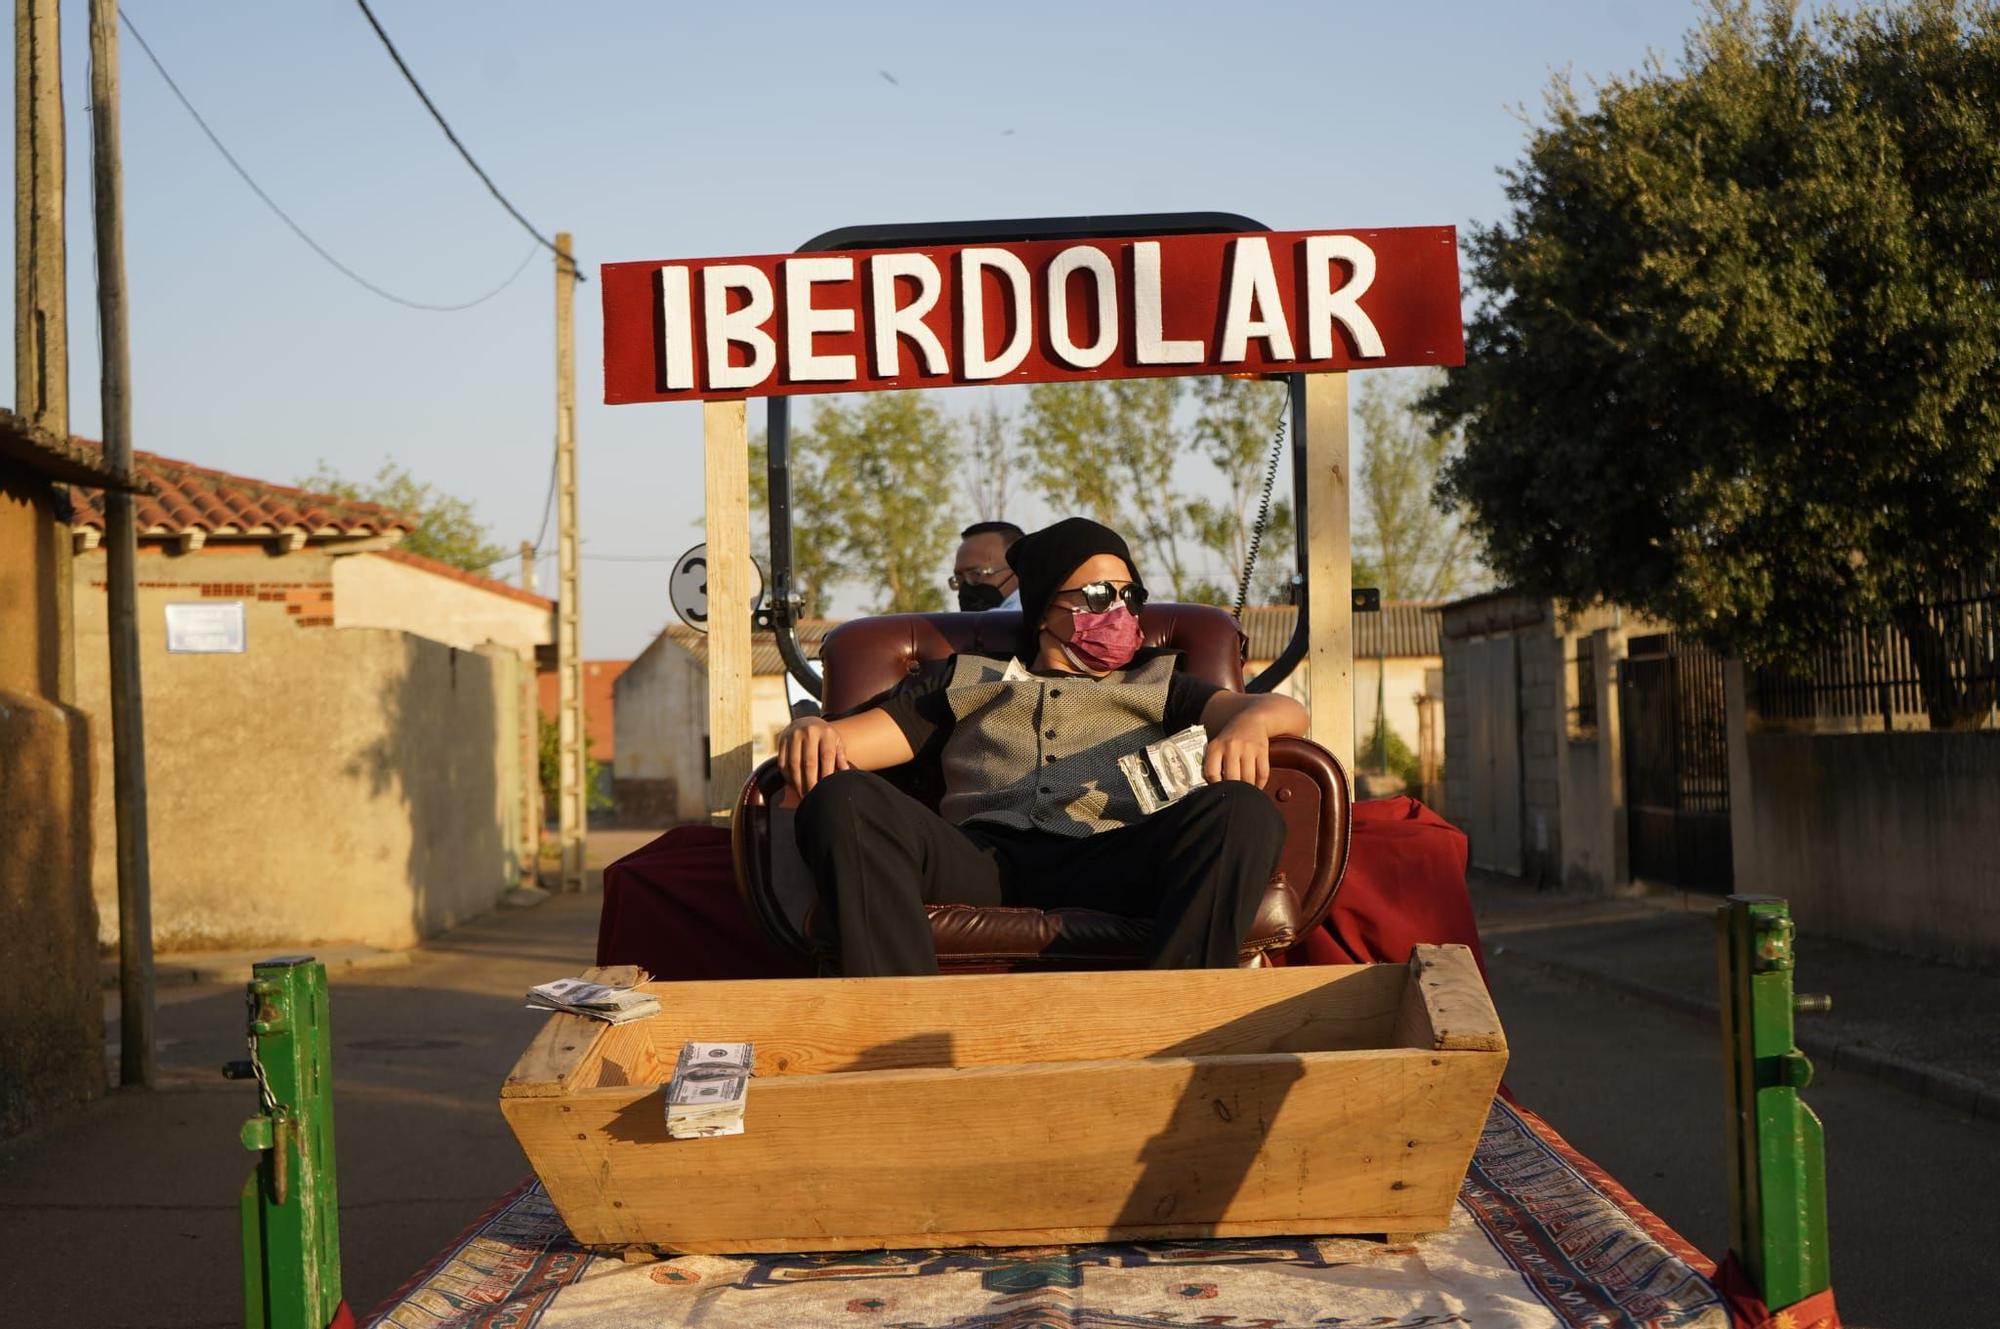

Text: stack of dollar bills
xmin=525 ymin=977 xmax=660 ymax=1024
xmin=1118 ymin=723 xmax=1211 ymax=815
xmin=666 ymin=1041 xmax=752 ymax=1138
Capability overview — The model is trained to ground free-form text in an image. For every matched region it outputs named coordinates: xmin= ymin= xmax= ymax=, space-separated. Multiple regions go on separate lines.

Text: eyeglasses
xmin=1051 ymin=580 xmax=1149 ymax=615
xmin=948 ymin=565 xmax=1013 ymax=590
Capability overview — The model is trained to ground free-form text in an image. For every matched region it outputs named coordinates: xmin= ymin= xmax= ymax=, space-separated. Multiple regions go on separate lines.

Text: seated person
xmin=950 ymin=519 xmax=1024 ymax=611
xmin=777 ymin=517 xmax=1309 ymax=977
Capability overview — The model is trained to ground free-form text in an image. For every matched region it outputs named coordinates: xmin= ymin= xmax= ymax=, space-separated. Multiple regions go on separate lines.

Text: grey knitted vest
xmin=938 ymin=653 xmax=1176 ymax=838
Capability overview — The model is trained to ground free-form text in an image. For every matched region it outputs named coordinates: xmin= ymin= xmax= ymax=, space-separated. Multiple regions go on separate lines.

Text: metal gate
xmin=1620 ymin=634 xmax=1733 ymax=890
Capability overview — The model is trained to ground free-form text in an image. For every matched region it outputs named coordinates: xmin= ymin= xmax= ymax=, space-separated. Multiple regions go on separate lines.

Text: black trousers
xmin=793 ymin=769 xmax=1287 ymax=977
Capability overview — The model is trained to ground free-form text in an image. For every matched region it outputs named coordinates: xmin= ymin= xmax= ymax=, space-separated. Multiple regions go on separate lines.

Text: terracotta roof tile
xmin=66 ymin=442 xmax=417 ymax=541
xmin=1240 ymin=602 xmax=1443 ymax=661
xmin=368 ymin=547 xmax=554 ymax=610
xmin=0 ymin=410 xmax=147 ymax=491
xmin=665 ymin=620 xmax=842 ymax=676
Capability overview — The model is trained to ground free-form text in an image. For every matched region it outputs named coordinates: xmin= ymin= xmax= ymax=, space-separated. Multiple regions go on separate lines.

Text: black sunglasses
xmin=1052 ymin=580 xmax=1149 ymax=615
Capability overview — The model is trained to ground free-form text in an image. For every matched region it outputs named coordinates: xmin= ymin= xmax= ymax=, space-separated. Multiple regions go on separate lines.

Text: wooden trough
xmin=500 ymin=946 xmax=1507 ymax=1254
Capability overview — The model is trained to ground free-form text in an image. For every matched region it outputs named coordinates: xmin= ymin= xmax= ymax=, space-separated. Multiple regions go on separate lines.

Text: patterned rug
xmin=368 ymin=1099 xmax=1734 ymax=1329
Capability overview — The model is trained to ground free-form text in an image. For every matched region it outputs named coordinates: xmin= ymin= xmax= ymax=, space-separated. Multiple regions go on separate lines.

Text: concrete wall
xmin=1441 ymin=594 xmax=1665 ymax=891
xmin=0 ymin=470 xmax=103 ymax=1137
xmin=333 ymin=550 xmax=552 ymax=655
xmin=614 ymin=630 xmax=708 ymax=825
xmin=1728 ymin=664 xmax=2000 ymax=963
xmin=74 ymin=546 xmax=522 ymax=950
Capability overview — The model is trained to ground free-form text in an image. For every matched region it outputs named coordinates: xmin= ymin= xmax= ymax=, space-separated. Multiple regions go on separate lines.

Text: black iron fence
xmin=1751 ymin=568 xmax=2000 ymax=732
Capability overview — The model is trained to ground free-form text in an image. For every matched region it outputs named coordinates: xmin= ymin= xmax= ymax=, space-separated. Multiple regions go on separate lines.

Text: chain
xmin=1232 ymin=396 xmax=1292 ymax=618
xmin=245 ymin=986 xmax=278 ymax=1116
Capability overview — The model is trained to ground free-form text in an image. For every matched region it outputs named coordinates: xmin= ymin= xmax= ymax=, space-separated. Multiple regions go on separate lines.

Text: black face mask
xmin=956 ymin=582 xmax=1006 ymax=612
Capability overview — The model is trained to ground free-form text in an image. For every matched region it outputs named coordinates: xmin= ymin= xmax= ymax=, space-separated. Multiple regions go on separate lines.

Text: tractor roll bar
xmin=764 ymin=212 xmax=1309 ymax=698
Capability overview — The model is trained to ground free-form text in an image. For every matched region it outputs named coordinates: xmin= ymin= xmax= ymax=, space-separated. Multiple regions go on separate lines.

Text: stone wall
xmin=1729 ymin=663 xmax=1999 ymax=963
xmin=0 ymin=470 xmax=103 ymax=1137
xmin=73 ymin=546 xmax=523 ymax=949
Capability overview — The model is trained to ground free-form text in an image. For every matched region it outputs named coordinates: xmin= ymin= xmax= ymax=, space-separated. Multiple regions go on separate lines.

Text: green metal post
xmin=1717 ymin=895 xmax=1831 ymax=1310
xmin=232 ymin=956 xmax=343 ymax=1328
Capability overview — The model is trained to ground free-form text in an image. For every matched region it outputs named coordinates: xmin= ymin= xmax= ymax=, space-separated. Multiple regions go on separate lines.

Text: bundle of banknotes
xmin=525 ymin=977 xmax=660 ymax=1024
xmin=666 ymin=1040 xmax=752 ymax=1138
xmin=1118 ymin=723 xmax=1211 ymax=815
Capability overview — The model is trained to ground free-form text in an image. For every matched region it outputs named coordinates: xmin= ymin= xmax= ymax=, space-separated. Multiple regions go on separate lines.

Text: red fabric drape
xmin=596 ymin=824 xmax=813 ymax=979
xmin=1277 ymin=794 xmax=1486 ymax=972
xmin=597 ymin=796 xmax=1481 ymax=980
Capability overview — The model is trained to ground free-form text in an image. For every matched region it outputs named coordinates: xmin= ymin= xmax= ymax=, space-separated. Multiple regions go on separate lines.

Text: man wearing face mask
xmin=776 ymin=516 xmax=1309 ymax=977
xmin=950 ymin=520 xmax=1023 ymax=612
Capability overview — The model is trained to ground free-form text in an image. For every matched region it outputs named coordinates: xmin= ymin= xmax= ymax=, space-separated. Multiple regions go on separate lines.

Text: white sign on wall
xmin=164 ymin=601 xmax=247 ymax=654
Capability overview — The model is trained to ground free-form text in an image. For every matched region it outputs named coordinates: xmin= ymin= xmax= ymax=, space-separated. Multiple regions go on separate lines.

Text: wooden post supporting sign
xmin=703 ymin=400 xmax=754 ymax=812
xmin=1302 ymin=371 xmax=1354 ymax=773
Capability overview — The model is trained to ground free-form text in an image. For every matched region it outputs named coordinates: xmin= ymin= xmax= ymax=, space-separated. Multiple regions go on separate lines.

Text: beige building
xmin=1240 ymin=603 xmax=1444 ymax=797
xmin=67 ymin=448 xmax=553 ymax=952
xmin=0 ymin=415 xmax=130 ymax=1137
xmin=616 ymin=621 xmax=837 ymax=823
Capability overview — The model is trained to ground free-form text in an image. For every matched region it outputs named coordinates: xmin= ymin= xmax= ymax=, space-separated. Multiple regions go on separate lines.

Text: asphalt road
xmin=1487 ymin=954 xmax=2000 ymax=1329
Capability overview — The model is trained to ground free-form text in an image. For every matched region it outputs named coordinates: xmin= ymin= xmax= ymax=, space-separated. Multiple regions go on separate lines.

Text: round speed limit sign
xmin=668 ymin=543 xmax=765 ymax=632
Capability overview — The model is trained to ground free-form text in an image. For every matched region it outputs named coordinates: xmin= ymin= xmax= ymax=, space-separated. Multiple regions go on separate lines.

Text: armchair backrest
xmin=819 ymin=604 xmax=1249 ymax=718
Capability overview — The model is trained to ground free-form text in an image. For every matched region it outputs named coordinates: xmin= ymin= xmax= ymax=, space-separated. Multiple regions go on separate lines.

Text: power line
xmin=528 ymin=446 xmax=558 ymax=553
xmin=353 ymin=0 xmax=582 ymax=279
xmin=119 ymin=8 xmax=541 ymax=313
xmin=580 ymin=553 xmax=684 ymax=563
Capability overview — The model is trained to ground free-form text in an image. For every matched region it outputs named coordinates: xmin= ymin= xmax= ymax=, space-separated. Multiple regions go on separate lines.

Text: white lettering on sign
xmin=869 ymin=253 xmax=947 ymax=376
xmin=657 ymin=265 xmax=695 ymax=390
xmin=704 ymin=265 xmax=776 ymax=390
xmin=960 ymin=248 xmax=1033 ymax=381
xmin=1046 ymin=246 xmax=1119 ymax=370
xmin=1132 ymin=241 xmax=1204 ymax=365
xmin=1218 ymin=237 xmax=1295 ymax=363
xmin=628 ymin=230 xmax=1414 ymax=396
xmin=1305 ymin=234 xmax=1386 ymax=359
xmin=783 ymin=257 xmax=856 ymax=382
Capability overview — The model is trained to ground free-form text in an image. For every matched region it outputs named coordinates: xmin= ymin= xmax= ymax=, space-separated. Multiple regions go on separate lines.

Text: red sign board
xmin=601 ymin=227 xmax=1463 ymax=404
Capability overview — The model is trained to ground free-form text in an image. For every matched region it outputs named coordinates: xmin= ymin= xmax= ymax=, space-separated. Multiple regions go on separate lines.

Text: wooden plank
xmin=500 ymin=965 xmax=643 ymax=1099
xmin=573 ymin=966 xmax=1406 ymax=1086
xmin=703 ymin=398 xmax=754 ymax=812
xmin=1393 ymin=945 xmax=1506 ymax=1053
xmin=503 ymin=1045 xmax=1506 ymax=1251
xmin=1303 ymin=371 xmax=1354 ymax=772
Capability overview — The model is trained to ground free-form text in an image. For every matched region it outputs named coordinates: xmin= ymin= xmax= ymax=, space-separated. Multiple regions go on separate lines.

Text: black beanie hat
xmin=1006 ymin=517 xmax=1142 ymax=656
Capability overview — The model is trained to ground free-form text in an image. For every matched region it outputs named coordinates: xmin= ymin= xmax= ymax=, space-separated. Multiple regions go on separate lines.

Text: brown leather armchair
xmin=732 ymin=604 xmax=1351 ymax=973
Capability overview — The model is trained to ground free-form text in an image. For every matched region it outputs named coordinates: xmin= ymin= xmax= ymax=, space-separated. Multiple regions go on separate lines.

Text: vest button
xmin=1049 ymin=689 xmax=1062 ymax=698
xmin=1039 ymin=785 xmax=1051 ymax=794
xmin=1044 ymin=753 xmax=1057 ymax=763
xmin=1044 ymin=728 xmax=1056 ymax=739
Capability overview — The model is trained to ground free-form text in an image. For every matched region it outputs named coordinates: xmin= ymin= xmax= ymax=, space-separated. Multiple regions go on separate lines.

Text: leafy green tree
xmin=1020 ymin=380 xmax=1199 ymax=596
xmin=538 ymin=715 xmax=612 ymax=814
xmin=1355 ymin=370 xmax=1477 ymax=602
xmin=752 ymin=394 xmax=961 ymax=615
xmin=965 ymin=398 xmax=1021 ymax=524
xmin=1427 ymin=0 xmax=2000 ymax=726
xmin=1187 ymin=376 xmax=1296 ymax=607
xmin=749 ymin=427 xmax=846 ymax=621
xmin=300 ymin=458 xmax=505 ymax=572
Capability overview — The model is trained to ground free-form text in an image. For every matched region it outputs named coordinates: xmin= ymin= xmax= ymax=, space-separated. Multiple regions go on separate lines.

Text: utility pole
xmin=517 ymin=537 xmax=541 ymax=889
xmin=554 ymin=232 xmax=585 ymax=892
xmin=87 ymin=0 xmax=155 ymax=1087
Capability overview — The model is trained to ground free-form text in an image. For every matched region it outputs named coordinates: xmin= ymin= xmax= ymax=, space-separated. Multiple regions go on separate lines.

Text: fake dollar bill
xmin=525 ymin=977 xmax=661 ymax=1025
xmin=1118 ymin=724 xmax=1211 ymax=815
xmin=666 ymin=1040 xmax=753 ymax=1139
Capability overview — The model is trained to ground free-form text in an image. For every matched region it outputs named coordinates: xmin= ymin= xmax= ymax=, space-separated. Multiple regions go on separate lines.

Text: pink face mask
xmin=1060 ymin=605 xmax=1143 ymax=672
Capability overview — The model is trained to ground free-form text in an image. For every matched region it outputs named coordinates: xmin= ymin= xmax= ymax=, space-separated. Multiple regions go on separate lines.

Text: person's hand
xmin=1203 ymin=713 xmax=1272 ymax=788
xmin=778 ymin=716 xmax=851 ymax=799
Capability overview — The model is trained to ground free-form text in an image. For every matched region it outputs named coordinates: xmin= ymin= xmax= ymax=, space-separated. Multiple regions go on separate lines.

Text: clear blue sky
xmin=12 ymin=0 xmax=1711 ymax=657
